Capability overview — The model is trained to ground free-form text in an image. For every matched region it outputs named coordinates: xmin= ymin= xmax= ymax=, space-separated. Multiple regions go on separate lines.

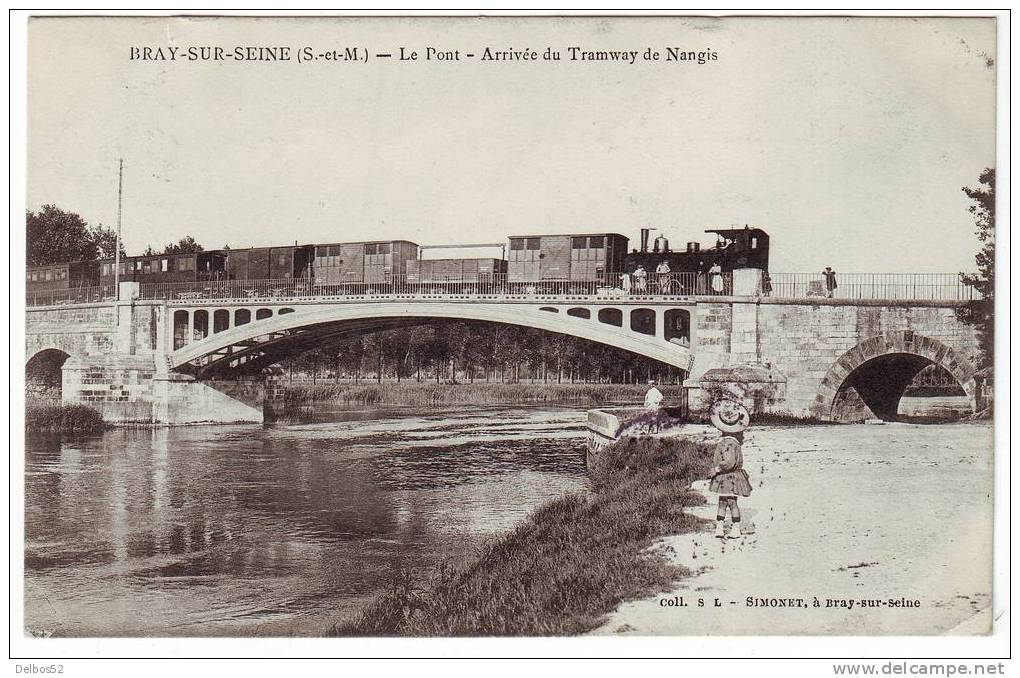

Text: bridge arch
xmin=169 ymin=301 xmax=695 ymax=377
xmin=26 ymin=347 xmax=71 ymax=398
xmin=815 ymin=331 xmax=977 ymax=422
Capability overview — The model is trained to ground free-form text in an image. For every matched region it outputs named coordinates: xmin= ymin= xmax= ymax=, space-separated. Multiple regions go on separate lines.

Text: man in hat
xmin=823 ymin=266 xmax=838 ymax=298
xmin=644 ymin=379 xmax=664 ymax=410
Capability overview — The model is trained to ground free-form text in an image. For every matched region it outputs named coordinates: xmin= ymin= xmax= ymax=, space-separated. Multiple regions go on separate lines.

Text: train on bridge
xmin=26 ymin=226 xmax=769 ymax=297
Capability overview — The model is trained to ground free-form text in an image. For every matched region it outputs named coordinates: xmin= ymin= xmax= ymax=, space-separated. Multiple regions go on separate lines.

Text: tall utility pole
xmin=114 ymin=158 xmax=123 ymax=301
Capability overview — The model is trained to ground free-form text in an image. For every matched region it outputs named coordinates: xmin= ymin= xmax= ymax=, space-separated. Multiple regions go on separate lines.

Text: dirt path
xmin=594 ymin=422 xmax=994 ymax=636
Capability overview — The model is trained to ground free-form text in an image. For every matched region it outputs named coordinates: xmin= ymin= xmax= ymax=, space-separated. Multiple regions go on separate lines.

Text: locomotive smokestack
xmin=640 ymin=228 xmax=652 ymax=253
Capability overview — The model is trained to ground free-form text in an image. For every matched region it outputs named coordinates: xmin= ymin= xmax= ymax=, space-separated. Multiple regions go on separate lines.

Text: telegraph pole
xmin=114 ymin=158 xmax=123 ymax=301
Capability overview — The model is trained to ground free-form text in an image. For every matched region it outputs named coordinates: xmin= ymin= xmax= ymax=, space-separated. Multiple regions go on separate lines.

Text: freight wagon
xmin=406 ymin=257 xmax=508 ymax=291
xmin=225 ymin=246 xmax=314 ymax=281
xmin=312 ymin=240 xmax=418 ymax=292
xmin=506 ymin=233 xmax=628 ymax=286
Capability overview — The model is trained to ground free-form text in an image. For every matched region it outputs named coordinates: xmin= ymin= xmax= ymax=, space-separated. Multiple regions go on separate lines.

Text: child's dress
xmin=709 ymin=437 xmax=753 ymax=496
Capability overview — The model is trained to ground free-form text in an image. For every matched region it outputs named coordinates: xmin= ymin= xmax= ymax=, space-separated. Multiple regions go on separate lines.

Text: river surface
xmin=24 ymin=406 xmax=590 ymax=637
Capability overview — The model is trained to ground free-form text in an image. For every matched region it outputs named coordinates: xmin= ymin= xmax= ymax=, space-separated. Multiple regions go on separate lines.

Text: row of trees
xmin=142 ymin=235 xmax=205 ymax=256
xmin=282 ymin=321 xmax=685 ymax=385
xmin=26 ymin=205 xmax=123 ymax=266
xmin=26 ymin=204 xmax=206 ymax=265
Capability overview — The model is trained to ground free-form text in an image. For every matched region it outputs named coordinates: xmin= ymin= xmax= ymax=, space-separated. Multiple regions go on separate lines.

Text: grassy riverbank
xmin=284 ymin=382 xmax=682 ymax=408
xmin=330 ymin=435 xmax=714 ymax=636
xmin=25 ymin=402 xmax=106 ymax=433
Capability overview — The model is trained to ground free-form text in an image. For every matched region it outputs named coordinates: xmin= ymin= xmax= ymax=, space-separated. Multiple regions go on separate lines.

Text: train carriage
xmin=507 ymin=233 xmax=628 ymax=290
xmin=406 ymin=257 xmax=507 ymax=292
xmin=26 ymin=261 xmax=100 ymax=293
xmin=224 ymin=247 xmax=270 ymax=281
xmin=312 ymin=240 xmax=418 ymax=293
xmin=269 ymin=246 xmax=315 ymax=280
xmin=100 ymin=252 xmax=228 ymax=288
xmin=225 ymin=246 xmax=314 ymax=282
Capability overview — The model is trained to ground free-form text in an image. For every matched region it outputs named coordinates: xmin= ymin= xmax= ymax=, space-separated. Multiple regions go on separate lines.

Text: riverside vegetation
xmin=25 ymin=402 xmax=106 ymax=433
xmin=330 ymin=435 xmax=714 ymax=636
xmin=283 ymin=382 xmax=683 ymax=408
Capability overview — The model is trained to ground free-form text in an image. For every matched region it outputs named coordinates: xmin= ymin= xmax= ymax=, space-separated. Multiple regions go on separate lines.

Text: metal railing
xmin=26 ymin=272 xmax=977 ymax=306
xmin=26 ymin=286 xmax=116 ymax=307
xmin=766 ymin=273 xmax=977 ymax=301
xmin=136 ymin=272 xmax=733 ymax=302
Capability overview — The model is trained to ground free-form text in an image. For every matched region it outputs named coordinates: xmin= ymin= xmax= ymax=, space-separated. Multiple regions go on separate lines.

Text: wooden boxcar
xmin=270 ymin=246 xmax=314 ymax=280
xmin=507 ymin=233 xmax=628 ymax=282
xmin=225 ymin=246 xmax=313 ymax=280
xmin=225 ymin=248 xmax=271 ymax=281
xmin=406 ymin=257 xmax=507 ymax=283
xmin=312 ymin=240 xmax=418 ymax=286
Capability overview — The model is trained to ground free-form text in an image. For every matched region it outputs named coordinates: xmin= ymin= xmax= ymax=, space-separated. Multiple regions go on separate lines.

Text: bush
xmin=26 ymin=403 xmax=106 ymax=433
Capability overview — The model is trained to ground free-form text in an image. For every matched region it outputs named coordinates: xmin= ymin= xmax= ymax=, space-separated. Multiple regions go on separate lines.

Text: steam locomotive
xmin=623 ymin=226 xmax=770 ymax=276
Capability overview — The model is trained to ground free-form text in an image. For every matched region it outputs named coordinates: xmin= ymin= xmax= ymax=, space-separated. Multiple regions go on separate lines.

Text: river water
xmin=24 ymin=406 xmax=590 ymax=637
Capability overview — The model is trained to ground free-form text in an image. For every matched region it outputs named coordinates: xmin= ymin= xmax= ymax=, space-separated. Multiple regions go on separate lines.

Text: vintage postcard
xmin=16 ymin=12 xmax=1003 ymax=651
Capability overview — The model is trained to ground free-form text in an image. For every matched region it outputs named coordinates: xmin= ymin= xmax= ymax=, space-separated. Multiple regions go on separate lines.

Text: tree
xmin=26 ymin=205 xmax=128 ymax=265
xmin=27 ymin=205 xmax=98 ymax=265
xmin=959 ymin=168 xmax=995 ymax=367
xmin=92 ymin=224 xmax=126 ymax=260
xmin=162 ymin=235 xmax=204 ymax=255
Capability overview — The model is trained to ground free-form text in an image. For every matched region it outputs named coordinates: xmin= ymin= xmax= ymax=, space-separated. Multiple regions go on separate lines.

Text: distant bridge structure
xmin=25 ymin=270 xmax=983 ymax=424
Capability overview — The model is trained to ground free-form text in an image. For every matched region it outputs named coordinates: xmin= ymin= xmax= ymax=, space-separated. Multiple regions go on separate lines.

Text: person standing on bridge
xmin=633 ymin=265 xmax=648 ymax=293
xmin=619 ymin=271 xmax=632 ymax=294
xmin=655 ymin=260 xmax=672 ymax=294
xmin=709 ymin=262 xmax=724 ymax=294
xmin=823 ymin=267 xmax=838 ymax=298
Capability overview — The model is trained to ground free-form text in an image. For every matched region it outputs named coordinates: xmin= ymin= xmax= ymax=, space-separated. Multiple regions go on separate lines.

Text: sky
xmin=26 ymin=16 xmax=997 ymax=273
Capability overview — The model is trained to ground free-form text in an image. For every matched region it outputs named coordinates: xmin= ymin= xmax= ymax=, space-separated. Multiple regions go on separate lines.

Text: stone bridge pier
xmin=25 ymin=283 xmax=278 ymax=424
xmin=687 ymin=296 xmax=981 ymax=421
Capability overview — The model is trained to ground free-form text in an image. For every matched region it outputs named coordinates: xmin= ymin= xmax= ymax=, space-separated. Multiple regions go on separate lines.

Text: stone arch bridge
xmin=25 ymin=282 xmax=981 ymax=424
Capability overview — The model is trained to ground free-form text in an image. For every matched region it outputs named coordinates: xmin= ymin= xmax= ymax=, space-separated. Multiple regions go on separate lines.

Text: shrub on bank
xmin=284 ymin=382 xmax=681 ymax=408
xmin=26 ymin=403 xmax=106 ymax=433
xmin=330 ymin=436 xmax=714 ymax=636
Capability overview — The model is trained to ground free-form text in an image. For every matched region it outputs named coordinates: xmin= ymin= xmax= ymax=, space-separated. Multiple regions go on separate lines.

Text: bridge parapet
xmin=26 ymin=272 xmax=978 ymax=308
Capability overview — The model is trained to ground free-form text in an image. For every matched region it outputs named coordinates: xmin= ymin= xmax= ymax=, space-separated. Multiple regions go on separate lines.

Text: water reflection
xmin=24 ymin=406 xmax=588 ymax=636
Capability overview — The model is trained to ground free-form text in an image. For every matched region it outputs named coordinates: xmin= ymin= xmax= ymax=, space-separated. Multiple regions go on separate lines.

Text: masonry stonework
xmin=690 ymin=298 xmax=981 ymax=419
xmin=26 ymin=304 xmax=118 ymax=358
